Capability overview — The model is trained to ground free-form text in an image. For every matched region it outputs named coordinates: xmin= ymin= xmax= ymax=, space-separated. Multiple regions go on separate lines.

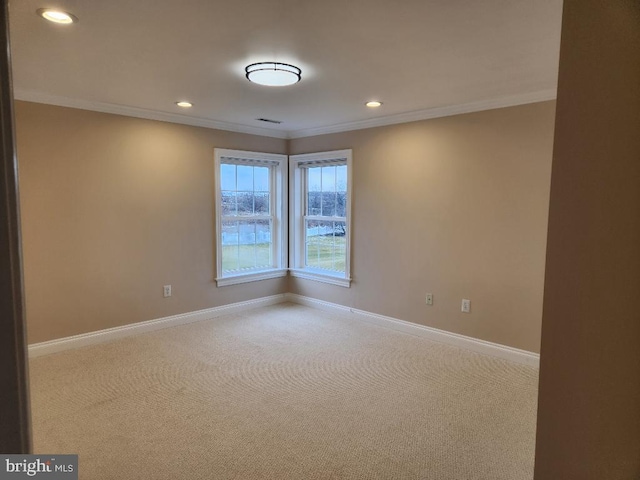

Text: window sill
xmin=216 ymin=269 xmax=287 ymax=287
xmin=289 ymin=269 xmax=351 ymax=288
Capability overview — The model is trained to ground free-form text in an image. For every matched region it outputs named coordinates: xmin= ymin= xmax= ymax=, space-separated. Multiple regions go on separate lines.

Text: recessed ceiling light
xmin=175 ymin=101 xmax=193 ymax=108
xmin=366 ymin=101 xmax=383 ymax=108
xmin=36 ymin=8 xmax=78 ymax=24
xmin=245 ymin=62 xmax=301 ymax=87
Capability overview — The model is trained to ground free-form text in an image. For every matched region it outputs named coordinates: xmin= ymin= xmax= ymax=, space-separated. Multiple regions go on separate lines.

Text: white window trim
xmin=289 ymin=149 xmax=352 ymax=287
xmin=214 ymin=148 xmax=288 ymax=287
xmin=216 ymin=268 xmax=288 ymax=287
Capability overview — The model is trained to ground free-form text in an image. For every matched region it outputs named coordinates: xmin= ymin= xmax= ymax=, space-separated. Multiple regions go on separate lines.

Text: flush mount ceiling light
xmin=36 ymin=8 xmax=78 ymax=24
xmin=366 ymin=101 xmax=383 ymax=108
xmin=245 ymin=62 xmax=301 ymax=87
xmin=175 ymin=101 xmax=193 ymax=108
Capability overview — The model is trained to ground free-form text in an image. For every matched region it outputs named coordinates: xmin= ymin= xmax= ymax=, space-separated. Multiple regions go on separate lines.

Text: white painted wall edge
xmin=285 ymin=293 xmax=540 ymax=368
xmin=28 ymin=294 xmax=286 ymax=358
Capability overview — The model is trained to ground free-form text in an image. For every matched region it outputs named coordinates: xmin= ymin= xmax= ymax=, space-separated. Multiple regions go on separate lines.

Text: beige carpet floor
xmin=29 ymin=303 xmax=539 ymax=479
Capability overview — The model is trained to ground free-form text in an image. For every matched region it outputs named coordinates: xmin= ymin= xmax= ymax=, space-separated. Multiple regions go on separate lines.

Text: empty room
xmin=2 ymin=1 xmax=640 ymax=479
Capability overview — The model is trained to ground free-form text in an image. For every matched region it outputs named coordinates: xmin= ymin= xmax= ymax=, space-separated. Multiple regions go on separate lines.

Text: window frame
xmin=214 ymin=148 xmax=288 ymax=287
xmin=289 ymin=149 xmax=352 ymax=287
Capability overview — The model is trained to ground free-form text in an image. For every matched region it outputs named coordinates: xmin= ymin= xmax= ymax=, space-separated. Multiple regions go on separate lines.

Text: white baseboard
xmin=285 ymin=293 xmax=539 ymax=368
xmin=28 ymin=294 xmax=287 ymax=358
xmin=29 ymin=292 xmax=539 ymax=367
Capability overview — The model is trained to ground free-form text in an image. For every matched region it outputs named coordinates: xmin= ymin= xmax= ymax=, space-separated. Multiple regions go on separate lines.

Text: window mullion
xmin=303 ymin=169 xmax=308 ymax=269
xmin=319 ymin=167 xmax=323 ymax=217
xmin=305 ymin=215 xmax=345 ymax=222
xmin=271 ymin=167 xmax=276 ymax=268
xmin=253 ymin=220 xmax=257 ymax=269
xmin=235 ymin=219 xmax=240 ymax=272
xmin=222 ymin=215 xmax=273 ymax=221
xmin=332 ymin=221 xmax=336 ymax=271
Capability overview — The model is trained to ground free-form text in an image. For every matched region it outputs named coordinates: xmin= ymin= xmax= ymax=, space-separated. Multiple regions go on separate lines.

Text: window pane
xmin=308 ymin=191 xmax=321 ymax=216
xmin=322 ymin=166 xmax=336 ymax=192
xmin=308 ymin=168 xmax=321 ymax=192
xmin=221 ymin=221 xmax=240 ymax=272
xmin=336 ymin=165 xmax=347 ymax=193
xmin=237 ymin=165 xmax=254 ymax=191
xmin=222 ymin=192 xmax=237 ymax=216
xmin=255 ymin=192 xmax=269 ymax=215
xmin=255 ymin=220 xmax=272 ymax=268
xmin=227 ymin=220 xmax=273 ymax=270
xmin=238 ymin=221 xmax=256 ymax=269
xmin=305 ymin=219 xmax=321 ymax=269
xmin=254 ymin=167 xmax=269 ymax=191
xmin=222 ymin=165 xmax=272 ymax=218
xmin=306 ymin=220 xmax=333 ymax=270
xmin=306 ymin=219 xmax=320 ymax=239
xmin=321 ymin=191 xmax=336 ymax=217
xmin=333 ymin=221 xmax=347 ymax=273
xmin=220 ymin=164 xmax=236 ymax=191
xmin=336 ymin=191 xmax=347 ymax=217
xmin=305 ymin=219 xmax=346 ymax=272
xmin=237 ymin=192 xmax=254 ymax=215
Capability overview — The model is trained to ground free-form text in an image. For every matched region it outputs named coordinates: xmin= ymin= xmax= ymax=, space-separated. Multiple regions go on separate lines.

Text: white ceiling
xmin=9 ymin=0 xmax=563 ymax=138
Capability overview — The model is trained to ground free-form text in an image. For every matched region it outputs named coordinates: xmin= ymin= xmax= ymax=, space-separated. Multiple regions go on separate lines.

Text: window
xmin=214 ymin=149 xmax=287 ymax=286
xmin=289 ymin=149 xmax=352 ymax=287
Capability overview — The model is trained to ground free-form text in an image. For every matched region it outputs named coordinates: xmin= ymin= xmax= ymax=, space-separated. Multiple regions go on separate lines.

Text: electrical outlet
xmin=163 ymin=285 xmax=172 ymax=298
xmin=461 ymin=299 xmax=471 ymax=313
xmin=426 ymin=293 xmax=433 ymax=306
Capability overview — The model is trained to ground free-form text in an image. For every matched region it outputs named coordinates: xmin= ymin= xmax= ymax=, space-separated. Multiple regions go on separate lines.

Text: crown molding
xmin=14 ymin=88 xmax=556 ymax=141
xmin=287 ymin=89 xmax=557 ymax=139
xmin=13 ymin=90 xmax=289 ymax=139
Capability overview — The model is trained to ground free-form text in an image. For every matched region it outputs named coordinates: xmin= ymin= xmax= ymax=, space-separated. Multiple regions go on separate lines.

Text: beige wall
xmin=17 ymin=100 xmax=555 ymax=352
xmin=290 ymin=101 xmax=556 ymax=353
xmin=16 ymin=101 xmax=288 ymax=343
xmin=534 ymin=0 xmax=640 ymax=478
